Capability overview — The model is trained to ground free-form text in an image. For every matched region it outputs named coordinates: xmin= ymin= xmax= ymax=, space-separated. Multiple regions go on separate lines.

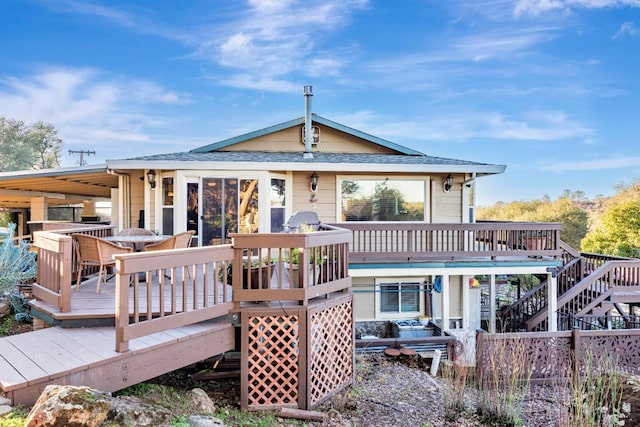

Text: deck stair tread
xmin=0 ymin=322 xmax=233 ymax=395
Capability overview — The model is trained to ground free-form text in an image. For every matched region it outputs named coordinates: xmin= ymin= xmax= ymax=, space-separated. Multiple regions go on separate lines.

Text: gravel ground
xmin=317 ymin=355 xmax=562 ymax=427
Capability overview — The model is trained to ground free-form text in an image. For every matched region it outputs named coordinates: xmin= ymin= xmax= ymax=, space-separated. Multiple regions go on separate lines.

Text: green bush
xmin=0 ymin=223 xmax=36 ymax=294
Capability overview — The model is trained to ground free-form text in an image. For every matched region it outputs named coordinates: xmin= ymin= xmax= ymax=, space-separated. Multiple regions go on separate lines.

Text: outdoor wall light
xmin=443 ymin=174 xmax=454 ymax=193
xmin=310 ymin=172 xmax=319 ymax=202
xmin=147 ymin=169 xmax=157 ymax=189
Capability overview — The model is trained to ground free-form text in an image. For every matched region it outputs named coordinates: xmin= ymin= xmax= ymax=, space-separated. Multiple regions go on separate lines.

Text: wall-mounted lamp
xmin=443 ymin=174 xmax=454 ymax=193
xmin=147 ymin=169 xmax=157 ymax=189
xmin=310 ymin=172 xmax=319 ymax=202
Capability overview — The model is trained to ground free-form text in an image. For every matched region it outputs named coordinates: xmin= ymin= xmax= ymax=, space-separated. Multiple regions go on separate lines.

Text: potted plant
xmin=219 ymin=257 xmax=273 ymax=289
xmin=285 ymin=247 xmax=324 ymax=288
xmin=521 ymin=232 xmax=547 ymax=251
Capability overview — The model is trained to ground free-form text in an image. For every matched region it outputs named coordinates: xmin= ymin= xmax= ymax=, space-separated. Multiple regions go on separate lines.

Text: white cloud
xmin=541 ymin=156 xmax=640 ymax=171
xmin=332 ymin=109 xmax=593 ymax=142
xmin=0 ymin=66 xmax=191 ymax=150
xmin=514 ymin=0 xmax=640 ymax=17
xmin=613 ymin=21 xmax=640 ymax=38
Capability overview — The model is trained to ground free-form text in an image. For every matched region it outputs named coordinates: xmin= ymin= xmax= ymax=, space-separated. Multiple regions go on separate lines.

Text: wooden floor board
xmin=0 ymin=322 xmax=234 ymax=405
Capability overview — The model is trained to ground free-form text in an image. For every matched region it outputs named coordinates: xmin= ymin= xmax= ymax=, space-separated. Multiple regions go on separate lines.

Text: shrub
xmin=0 ymin=223 xmax=36 ymax=294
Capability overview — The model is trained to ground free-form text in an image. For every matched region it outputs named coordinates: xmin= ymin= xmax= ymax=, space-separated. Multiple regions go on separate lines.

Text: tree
xmin=477 ymin=192 xmax=588 ymax=250
xmin=581 ymin=180 xmax=640 ymax=258
xmin=0 ymin=116 xmax=63 ymax=172
xmin=29 ymin=121 xmax=63 ymax=169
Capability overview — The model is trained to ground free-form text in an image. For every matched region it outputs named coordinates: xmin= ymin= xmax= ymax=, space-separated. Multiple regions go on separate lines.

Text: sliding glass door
xmin=199 ymin=177 xmax=259 ymax=246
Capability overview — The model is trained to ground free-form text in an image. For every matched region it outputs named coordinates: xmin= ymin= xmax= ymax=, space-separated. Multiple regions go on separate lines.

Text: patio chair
xmin=116 ymin=227 xmax=156 ymax=251
xmin=144 ymin=230 xmax=195 ymax=251
xmin=73 ymin=234 xmax=133 ymax=293
xmin=283 ymin=211 xmax=320 ymax=232
xmin=144 ymin=231 xmax=195 ymax=278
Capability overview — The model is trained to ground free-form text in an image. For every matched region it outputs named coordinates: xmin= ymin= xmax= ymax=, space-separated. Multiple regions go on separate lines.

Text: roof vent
xmin=301 ymin=125 xmax=320 ymax=147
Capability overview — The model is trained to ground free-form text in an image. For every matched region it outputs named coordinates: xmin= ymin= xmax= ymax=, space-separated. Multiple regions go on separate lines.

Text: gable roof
xmin=190 ymin=114 xmax=424 ymax=155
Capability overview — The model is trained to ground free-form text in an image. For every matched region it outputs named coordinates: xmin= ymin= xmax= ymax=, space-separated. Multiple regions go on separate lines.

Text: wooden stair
xmin=0 ymin=322 xmax=235 ymax=406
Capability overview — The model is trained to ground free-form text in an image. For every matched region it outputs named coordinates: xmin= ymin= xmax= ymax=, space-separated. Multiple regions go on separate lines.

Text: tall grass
xmin=476 ymin=336 xmax=532 ymax=427
xmin=440 ymin=333 xmax=476 ymax=420
xmin=557 ymin=350 xmax=626 ymax=427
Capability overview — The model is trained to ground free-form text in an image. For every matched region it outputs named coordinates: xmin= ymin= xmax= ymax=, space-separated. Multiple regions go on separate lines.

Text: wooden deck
xmin=0 ymin=321 xmax=235 ymax=406
xmin=29 ymin=272 xmax=233 ymax=324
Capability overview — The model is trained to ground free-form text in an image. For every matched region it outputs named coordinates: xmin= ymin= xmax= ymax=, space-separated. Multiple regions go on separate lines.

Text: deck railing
xmin=113 ymin=226 xmax=352 ymax=352
xmin=114 ymin=245 xmax=236 ymax=352
xmin=31 ymin=225 xmax=115 ymax=312
xmin=230 ymin=225 xmax=352 ymax=306
xmin=331 ymin=222 xmax=562 ymax=262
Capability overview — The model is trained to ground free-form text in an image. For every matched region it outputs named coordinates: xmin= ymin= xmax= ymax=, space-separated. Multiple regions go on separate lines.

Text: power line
xmin=68 ymin=149 xmax=95 ymax=166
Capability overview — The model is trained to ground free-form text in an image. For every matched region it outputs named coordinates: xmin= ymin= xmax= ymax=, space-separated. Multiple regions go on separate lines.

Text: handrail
xmin=230 ymin=227 xmax=352 ymax=306
xmin=114 ymin=245 xmax=236 ymax=352
xmin=331 ymin=222 xmax=562 ymax=262
xmin=558 ymin=260 xmax=640 ymax=316
xmin=31 ymin=231 xmax=73 ymax=312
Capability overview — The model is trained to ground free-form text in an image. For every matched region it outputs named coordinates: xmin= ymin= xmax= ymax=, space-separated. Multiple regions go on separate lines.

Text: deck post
xmin=488 ymin=274 xmax=496 ymax=333
xmin=547 ymin=271 xmax=558 ymax=332
xmin=441 ymin=274 xmax=450 ymax=335
xmin=115 ymin=257 xmax=129 ymax=352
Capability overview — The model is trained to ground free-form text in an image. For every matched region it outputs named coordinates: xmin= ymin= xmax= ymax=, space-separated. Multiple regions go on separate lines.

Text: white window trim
xmin=374 ymin=277 xmax=425 ymax=320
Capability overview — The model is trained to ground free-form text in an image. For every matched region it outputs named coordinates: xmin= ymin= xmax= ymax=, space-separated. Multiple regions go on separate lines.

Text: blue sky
xmin=1 ymin=0 xmax=638 ymax=206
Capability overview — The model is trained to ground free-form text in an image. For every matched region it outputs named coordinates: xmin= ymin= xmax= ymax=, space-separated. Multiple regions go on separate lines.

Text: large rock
xmin=0 ymin=299 xmax=11 ymax=318
xmin=186 ymin=414 xmax=225 ymax=427
xmin=104 ymin=395 xmax=174 ymax=426
xmin=24 ymin=385 xmax=111 ymax=427
xmin=188 ymin=388 xmax=216 ymax=414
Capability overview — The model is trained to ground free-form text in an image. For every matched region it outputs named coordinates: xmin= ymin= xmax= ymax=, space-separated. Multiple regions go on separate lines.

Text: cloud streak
xmin=542 ymin=156 xmax=640 ymax=172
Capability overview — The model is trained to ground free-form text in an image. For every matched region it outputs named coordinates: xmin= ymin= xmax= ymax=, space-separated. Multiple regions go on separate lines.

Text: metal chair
xmin=73 ymin=234 xmax=133 ymax=293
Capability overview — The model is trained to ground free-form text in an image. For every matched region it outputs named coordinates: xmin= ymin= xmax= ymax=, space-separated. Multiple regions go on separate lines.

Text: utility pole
xmin=68 ymin=149 xmax=95 ymax=166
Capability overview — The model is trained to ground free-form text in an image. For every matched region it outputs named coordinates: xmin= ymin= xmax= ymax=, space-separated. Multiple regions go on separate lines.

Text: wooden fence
xmin=476 ymin=329 xmax=640 ymax=385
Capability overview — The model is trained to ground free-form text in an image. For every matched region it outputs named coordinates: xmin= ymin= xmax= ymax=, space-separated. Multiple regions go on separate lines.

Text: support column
xmin=30 ymin=196 xmax=48 ymax=221
xmin=462 ymin=275 xmax=470 ymax=329
xmin=489 ymin=274 xmax=496 ymax=333
xmin=441 ymin=274 xmax=450 ymax=335
xmin=548 ymin=272 xmax=558 ymax=332
xmin=82 ymin=200 xmax=96 ymax=216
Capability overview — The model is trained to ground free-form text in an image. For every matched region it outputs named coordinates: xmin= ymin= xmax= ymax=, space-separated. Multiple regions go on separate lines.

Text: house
xmin=2 ymin=88 xmax=639 ymax=408
xmin=0 ymin=88 xmax=572 ymax=337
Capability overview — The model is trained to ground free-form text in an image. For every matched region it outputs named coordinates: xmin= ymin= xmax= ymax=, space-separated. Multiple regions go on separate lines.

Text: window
xmin=376 ymin=279 xmax=424 ymax=317
xmin=340 ymin=178 xmax=425 ymax=221
xmin=161 ymin=177 xmax=174 ymax=235
xmin=270 ymin=178 xmax=286 ymax=233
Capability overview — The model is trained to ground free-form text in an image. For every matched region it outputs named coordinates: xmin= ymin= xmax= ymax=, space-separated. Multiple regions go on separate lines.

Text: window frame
xmin=336 ymin=175 xmax=430 ymax=222
xmin=374 ymin=277 xmax=425 ymax=319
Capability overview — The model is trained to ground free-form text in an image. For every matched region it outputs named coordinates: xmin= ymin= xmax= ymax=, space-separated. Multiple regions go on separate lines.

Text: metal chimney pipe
xmin=303 ymin=85 xmax=313 ymax=159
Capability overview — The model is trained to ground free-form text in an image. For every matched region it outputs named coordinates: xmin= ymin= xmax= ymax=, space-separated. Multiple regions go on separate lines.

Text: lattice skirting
xmin=241 ymin=293 xmax=354 ymax=410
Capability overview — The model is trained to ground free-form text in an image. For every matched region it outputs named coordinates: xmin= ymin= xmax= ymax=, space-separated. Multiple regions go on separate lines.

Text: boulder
xmin=24 ymin=385 xmax=111 ymax=427
xmin=186 ymin=414 xmax=225 ymax=427
xmin=104 ymin=395 xmax=173 ymax=426
xmin=188 ymin=388 xmax=216 ymax=414
xmin=0 ymin=299 xmax=11 ymax=318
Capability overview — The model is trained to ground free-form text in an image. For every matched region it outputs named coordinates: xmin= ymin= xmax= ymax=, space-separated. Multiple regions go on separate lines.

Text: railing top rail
xmin=331 ymin=221 xmax=563 ymax=231
xmin=230 ymin=228 xmax=352 ymax=248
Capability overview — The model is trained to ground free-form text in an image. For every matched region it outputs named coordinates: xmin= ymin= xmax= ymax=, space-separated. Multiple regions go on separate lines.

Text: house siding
xmin=221 ymin=124 xmax=399 ymax=155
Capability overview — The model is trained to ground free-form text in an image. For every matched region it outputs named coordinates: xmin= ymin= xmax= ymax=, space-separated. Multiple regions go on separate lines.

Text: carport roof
xmin=0 ymin=165 xmax=118 ymax=209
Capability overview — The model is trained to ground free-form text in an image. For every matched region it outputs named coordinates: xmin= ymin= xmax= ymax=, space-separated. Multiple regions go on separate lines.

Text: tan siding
xmin=224 ymin=124 xmax=398 ymax=154
xmin=352 ymin=278 xmax=376 ymax=320
xmin=431 ymin=175 xmax=462 ymax=223
xmin=291 ymin=172 xmax=337 ymax=222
